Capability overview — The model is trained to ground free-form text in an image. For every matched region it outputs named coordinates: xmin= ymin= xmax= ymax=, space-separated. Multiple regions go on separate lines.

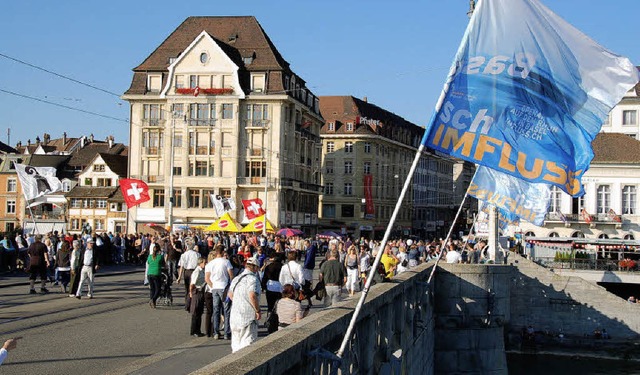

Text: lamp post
xmin=168 ymin=108 xmax=178 ymax=233
xmin=262 ymin=126 xmax=270 ymax=236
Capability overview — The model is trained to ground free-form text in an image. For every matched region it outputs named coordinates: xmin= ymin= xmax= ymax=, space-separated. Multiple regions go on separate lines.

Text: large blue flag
xmin=422 ymin=0 xmax=639 ymax=197
xmin=472 ymin=166 xmax=550 ymax=226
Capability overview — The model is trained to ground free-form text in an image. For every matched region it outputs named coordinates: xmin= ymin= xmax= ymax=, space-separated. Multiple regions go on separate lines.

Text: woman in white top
xmin=396 ymin=246 xmax=409 ymax=274
xmin=279 ymin=251 xmax=304 ymax=290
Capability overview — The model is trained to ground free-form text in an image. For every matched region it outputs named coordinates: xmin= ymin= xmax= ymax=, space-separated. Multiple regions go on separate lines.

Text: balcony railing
xmin=144 ymin=147 xmax=160 ymax=155
xmin=534 ymin=257 xmax=640 ymax=272
xmin=188 ymin=119 xmax=216 ymax=127
xmin=142 ymin=118 xmax=165 ymax=126
xmin=545 ymin=212 xmax=623 ymax=224
xmin=244 ymin=119 xmax=270 ymax=128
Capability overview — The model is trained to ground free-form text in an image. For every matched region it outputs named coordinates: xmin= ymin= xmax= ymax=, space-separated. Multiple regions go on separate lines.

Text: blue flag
xmin=471 ymin=166 xmax=550 ymax=226
xmin=422 ymin=0 xmax=639 ymax=197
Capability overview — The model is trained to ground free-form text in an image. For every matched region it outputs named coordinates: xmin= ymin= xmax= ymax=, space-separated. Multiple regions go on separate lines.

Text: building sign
xmin=356 ymin=116 xmax=381 ymax=127
xmin=363 ymin=174 xmax=375 ymax=219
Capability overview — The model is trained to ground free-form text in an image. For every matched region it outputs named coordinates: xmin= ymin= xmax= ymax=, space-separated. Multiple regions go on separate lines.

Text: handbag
xmin=314 ymin=280 xmax=326 ymax=301
xmin=287 ymin=262 xmax=301 ymax=290
xmin=401 ymin=258 xmax=408 ymax=267
xmin=266 ymin=301 xmax=280 ymax=334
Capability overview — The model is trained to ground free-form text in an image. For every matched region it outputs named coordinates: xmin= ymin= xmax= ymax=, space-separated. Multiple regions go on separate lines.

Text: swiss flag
xmin=119 ymin=178 xmax=151 ymax=208
xmin=242 ymin=198 xmax=265 ymax=220
xmin=580 ymin=208 xmax=592 ymax=224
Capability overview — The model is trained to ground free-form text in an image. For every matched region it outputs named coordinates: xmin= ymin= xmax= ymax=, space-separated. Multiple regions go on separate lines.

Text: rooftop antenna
xmin=7 ymin=128 xmax=10 ymax=146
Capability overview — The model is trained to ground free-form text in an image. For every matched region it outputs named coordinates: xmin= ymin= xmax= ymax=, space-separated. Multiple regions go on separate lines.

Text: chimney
xmin=43 ymin=133 xmax=50 ymax=145
xmin=363 ymin=96 xmax=368 ymax=103
xmin=16 ymin=141 xmax=21 ymax=148
xmin=108 ymin=135 xmax=114 ymax=149
xmin=35 ymin=136 xmax=41 ymax=145
xmin=27 ymin=139 xmax=31 ymax=146
xmin=89 ymin=133 xmax=94 ymax=142
xmin=80 ymin=136 xmax=85 ymax=148
xmin=62 ymin=132 xmax=67 ymax=145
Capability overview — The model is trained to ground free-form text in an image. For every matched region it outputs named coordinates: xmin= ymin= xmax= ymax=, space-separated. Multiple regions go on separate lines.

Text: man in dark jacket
xmin=27 ymin=234 xmax=50 ymax=294
xmin=301 ymin=240 xmax=317 ymax=307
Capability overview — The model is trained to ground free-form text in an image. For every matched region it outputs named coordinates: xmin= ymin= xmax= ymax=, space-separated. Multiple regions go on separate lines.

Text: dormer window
xmin=147 ymin=74 xmax=162 ymax=93
xmin=327 ymin=122 xmax=335 ymax=131
xmin=243 ymin=56 xmax=254 ymax=65
xmin=251 ymin=74 xmax=265 ymax=93
xmin=346 ymin=122 xmax=354 ymax=132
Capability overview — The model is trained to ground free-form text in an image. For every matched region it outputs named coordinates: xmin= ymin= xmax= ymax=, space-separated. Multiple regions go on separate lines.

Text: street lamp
xmin=168 ymin=108 xmax=179 ymax=233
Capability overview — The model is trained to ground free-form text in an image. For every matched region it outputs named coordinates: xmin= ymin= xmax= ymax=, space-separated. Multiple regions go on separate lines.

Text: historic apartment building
xmin=123 ymin=17 xmax=323 ymax=233
xmin=318 ymin=96 xmax=455 ymax=239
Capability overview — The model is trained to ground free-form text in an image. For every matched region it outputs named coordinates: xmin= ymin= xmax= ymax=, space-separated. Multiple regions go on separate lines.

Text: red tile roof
xmin=592 ymin=133 xmax=640 ymax=164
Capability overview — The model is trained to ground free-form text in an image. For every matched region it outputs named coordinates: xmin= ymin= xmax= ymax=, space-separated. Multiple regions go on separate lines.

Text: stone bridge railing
xmin=192 ymin=263 xmax=437 ymax=375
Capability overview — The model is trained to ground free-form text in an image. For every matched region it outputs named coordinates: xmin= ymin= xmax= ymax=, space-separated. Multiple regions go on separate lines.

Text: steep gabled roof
xmin=65 ymin=186 xmax=119 ymax=199
xmin=98 ymin=153 xmax=128 ymax=177
xmin=67 ymin=141 xmax=127 ymax=170
xmin=125 ymin=16 xmax=295 ymax=96
xmin=592 ymin=133 xmax=640 ymax=164
xmin=0 ymin=140 xmax=17 ymax=154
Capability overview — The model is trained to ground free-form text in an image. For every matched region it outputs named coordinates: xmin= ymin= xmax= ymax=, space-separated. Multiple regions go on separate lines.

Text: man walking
xmin=27 ymin=234 xmax=50 ymax=294
xmin=205 ymin=246 xmax=233 ymax=339
xmin=189 ymin=257 xmax=207 ymax=337
xmin=228 ymin=257 xmax=262 ymax=353
xmin=75 ymin=238 xmax=100 ymax=299
xmin=177 ymin=239 xmax=200 ymax=312
xmin=302 ymin=239 xmax=317 ymax=307
xmin=319 ymin=249 xmax=346 ymax=307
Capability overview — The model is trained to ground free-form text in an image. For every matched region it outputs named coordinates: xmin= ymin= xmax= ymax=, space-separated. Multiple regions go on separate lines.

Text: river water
xmin=507 ymin=353 xmax=640 ymax=374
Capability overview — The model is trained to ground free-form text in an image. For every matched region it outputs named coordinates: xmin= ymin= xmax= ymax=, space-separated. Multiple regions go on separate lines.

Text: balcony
xmin=176 ymin=87 xmax=234 ymax=96
xmin=244 ymin=119 xmax=270 ymax=128
xmin=144 ymin=147 xmax=160 ymax=155
xmin=142 ymin=118 xmax=165 ymax=127
xmin=545 ymin=212 xmax=624 ymax=225
xmin=188 ymin=119 xmax=216 ymax=127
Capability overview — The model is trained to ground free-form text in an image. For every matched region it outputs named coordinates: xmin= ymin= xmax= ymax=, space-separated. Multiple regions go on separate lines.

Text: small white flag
xmin=210 ymin=194 xmax=236 ymax=216
xmin=14 ymin=163 xmax=63 ymax=200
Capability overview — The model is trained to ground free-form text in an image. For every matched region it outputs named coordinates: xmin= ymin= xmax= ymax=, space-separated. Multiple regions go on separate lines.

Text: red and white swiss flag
xmin=242 ymin=198 xmax=266 ymax=220
xmin=119 ymin=178 xmax=151 ymax=209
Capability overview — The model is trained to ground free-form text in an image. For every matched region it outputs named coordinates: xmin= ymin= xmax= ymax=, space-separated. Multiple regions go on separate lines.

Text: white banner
xmin=210 ymin=194 xmax=236 ymax=216
xmin=14 ymin=163 xmax=62 ymax=201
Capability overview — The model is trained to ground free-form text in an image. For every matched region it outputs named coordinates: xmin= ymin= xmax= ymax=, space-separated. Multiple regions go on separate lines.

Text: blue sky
xmin=0 ymin=0 xmax=638 ymax=147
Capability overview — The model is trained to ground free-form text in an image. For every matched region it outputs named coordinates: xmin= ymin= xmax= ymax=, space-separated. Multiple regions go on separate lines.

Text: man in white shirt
xmin=445 ymin=243 xmax=462 ymax=264
xmin=177 ymin=239 xmax=200 ymax=312
xmin=205 ymin=246 xmax=234 ymax=339
xmin=75 ymin=239 xmax=99 ymax=299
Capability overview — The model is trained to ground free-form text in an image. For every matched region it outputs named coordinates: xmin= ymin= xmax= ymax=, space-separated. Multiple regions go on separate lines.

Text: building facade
xmin=600 ymin=84 xmax=640 ymax=139
xmin=123 ymin=17 xmax=323 ymax=233
xmin=318 ymin=96 xmax=455 ymax=240
xmin=66 ymin=153 xmax=127 ymax=235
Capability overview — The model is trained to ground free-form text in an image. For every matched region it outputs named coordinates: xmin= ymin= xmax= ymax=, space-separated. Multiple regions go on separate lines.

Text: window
xmin=189 ymin=103 xmax=211 ymax=126
xmin=70 ymin=198 xmax=81 ymax=208
xmin=327 ymin=122 xmax=335 ymax=131
xmin=344 ymin=161 xmax=353 ymax=174
xmin=84 ymin=178 xmax=92 ymax=186
xmin=346 ymin=122 xmax=354 ymax=131
xmin=220 ymin=189 xmax=232 ymax=198
xmin=5 ymin=223 xmax=14 ymax=232
xmin=622 ymin=185 xmax=637 ymax=215
xmin=596 ymin=185 xmax=610 ymax=214
xmin=623 ymin=110 xmax=637 ymax=125
xmin=173 ymin=166 xmax=182 ymax=176
xmin=246 ymin=104 xmax=269 ymax=126
xmin=96 ymin=200 xmax=107 ymax=209
xmin=222 ymin=104 xmax=233 ymax=119
xmin=6 ymin=200 xmax=15 ymax=214
xmin=93 ymin=164 xmax=105 ymax=172
xmin=143 ymin=104 xmax=163 ymax=125
xmin=325 ymin=182 xmax=334 ymax=195
xmin=175 ymin=75 xmax=185 ymax=89
xmin=251 ymin=74 xmax=265 ymax=92
xmin=199 ymin=52 xmax=209 ymax=64
xmin=344 ymin=183 xmax=353 ymax=195
xmin=325 ymin=160 xmax=334 ymax=174
xmin=153 ymin=189 xmax=165 ymax=207
xmin=245 ymin=161 xmax=266 ymax=177
xmin=62 ymin=181 xmax=71 ymax=192
xmin=203 ymin=189 xmax=215 ymax=209
xmin=148 ymin=75 xmax=161 ymax=92
xmin=174 ymin=134 xmax=183 ymax=149
xmin=97 ymin=178 xmax=111 ymax=187
xmin=322 ymin=204 xmax=336 ymax=218
xmin=341 ymin=204 xmax=354 ymax=217
xmin=95 ymin=219 xmax=105 ymax=231
xmin=71 ymin=219 xmax=81 ymax=231
xmin=364 ymin=142 xmax=371 ymax=153
xmin=326 ymin=141 xmax=335 ymax=153
xmin=195 ymin=161 xmax=207 ymax=176
xmin=550 ymin=186 xmax=561 ymax=213
xmin=189 ymin=75 xmax=198 ymax=89
xmin=345 ymin=142 xmax=353 ymax=153
xmin=188 ymin=189 xmax=201 ymax=208
xmin=363 ymin=162 xmax=371 ymax=175
xmin=7 ymin=179 xmax=16 ymax=192
xmin=173 ymin=189 xmax=182 ymax=208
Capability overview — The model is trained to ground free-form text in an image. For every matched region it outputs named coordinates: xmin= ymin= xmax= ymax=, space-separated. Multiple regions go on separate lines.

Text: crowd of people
xmin=1 ymin=228 xmax=493 ymax=354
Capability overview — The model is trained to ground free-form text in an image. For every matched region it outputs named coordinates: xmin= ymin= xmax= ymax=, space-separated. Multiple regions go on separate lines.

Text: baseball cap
xmin=245 ymin=258 xmax=259 ymax=267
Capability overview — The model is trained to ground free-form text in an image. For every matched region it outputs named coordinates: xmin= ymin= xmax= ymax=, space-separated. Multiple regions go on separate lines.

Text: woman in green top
xmin=147 ymin=243 xmax=165 ymax=308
